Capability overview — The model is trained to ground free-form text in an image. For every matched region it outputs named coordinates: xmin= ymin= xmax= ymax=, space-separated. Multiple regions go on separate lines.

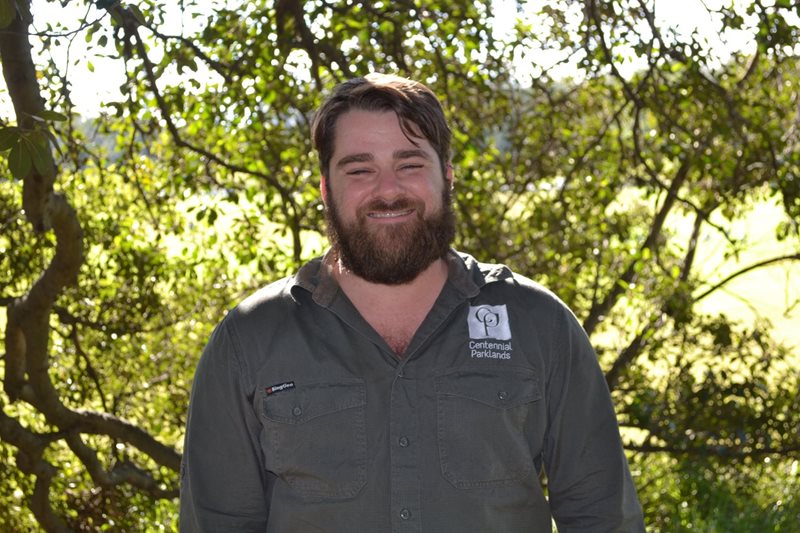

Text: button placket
xmin=390 ymin=372 xmax=421 ymax=531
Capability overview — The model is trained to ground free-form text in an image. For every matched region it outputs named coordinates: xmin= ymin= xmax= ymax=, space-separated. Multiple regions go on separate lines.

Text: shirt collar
xmin=289 ymin=249 xmax=510 ymax=306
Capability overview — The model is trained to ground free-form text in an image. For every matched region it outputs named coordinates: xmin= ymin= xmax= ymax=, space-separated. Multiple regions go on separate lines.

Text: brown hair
xmin=311 ymin=73 xmax=451 ymax=178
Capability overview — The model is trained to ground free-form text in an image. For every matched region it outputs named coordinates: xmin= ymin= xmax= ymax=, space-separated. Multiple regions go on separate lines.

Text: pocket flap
xmin=435 ymin=368 xmax=541 ymax=409
xmin=261 ymin=379 xmax=366 ymax=424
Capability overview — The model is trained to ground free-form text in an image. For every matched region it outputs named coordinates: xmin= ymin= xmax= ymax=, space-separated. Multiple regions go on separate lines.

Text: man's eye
xmin=346 ymin=169 xmax=372 ymax=176
xmin=400 ymin=164 xmax=424 ymax=171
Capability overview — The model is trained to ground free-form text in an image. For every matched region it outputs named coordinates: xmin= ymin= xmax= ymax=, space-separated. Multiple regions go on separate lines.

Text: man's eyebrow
xmin=394 ymin=149 xmax=432 ymax=160
xmin=335 ymin=153 xmax=374 ymax=168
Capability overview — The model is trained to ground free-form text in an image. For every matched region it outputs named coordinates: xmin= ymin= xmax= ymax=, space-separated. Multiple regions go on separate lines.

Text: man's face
xmin=323 ymin=109 xmax=455 ymax=285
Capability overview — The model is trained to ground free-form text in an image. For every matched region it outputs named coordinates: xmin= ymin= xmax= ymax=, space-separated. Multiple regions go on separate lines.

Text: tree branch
xmin=0 ymin=2 xmax=53 ymax=233
xmin=694 ymin=253 xmax=800 ymax=302
xmin=583 ymin=156 xmax=691 ymax=335
xmin=1 ymin=4 xmax=181 ymax=527
xmin=110 ymin=4 xmax=290 ymax=197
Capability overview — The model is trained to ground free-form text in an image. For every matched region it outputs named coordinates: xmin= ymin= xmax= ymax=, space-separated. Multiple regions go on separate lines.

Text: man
xmin=180 ymin=73 xmax=645 ymax=532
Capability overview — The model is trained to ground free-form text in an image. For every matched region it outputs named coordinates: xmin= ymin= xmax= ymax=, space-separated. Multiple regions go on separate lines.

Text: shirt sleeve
xmin=179 ymin=318 xmax=269 ymax=532
xmin=543 ymin=305 xmax=645 ymax=532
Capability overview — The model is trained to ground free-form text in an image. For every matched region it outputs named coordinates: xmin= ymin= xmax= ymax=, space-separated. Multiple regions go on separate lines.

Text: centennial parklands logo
xmin=467 ymin=304 xmax=513 ymax=360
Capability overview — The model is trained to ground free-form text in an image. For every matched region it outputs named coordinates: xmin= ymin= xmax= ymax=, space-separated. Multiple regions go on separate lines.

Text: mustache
xmin=357 ymin=197 xmax=424 ymax=217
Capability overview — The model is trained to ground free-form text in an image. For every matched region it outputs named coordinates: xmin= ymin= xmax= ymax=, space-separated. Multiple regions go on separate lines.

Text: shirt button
xmin=400 ymin=508 xmax=411 ymax=520
xmin=498 ymin=391 xmax=509 ymax=401
xmin=292 ymin=406 xmax=302 ymax=416
xmin=399 ymin=436 xmax=410 ymax=447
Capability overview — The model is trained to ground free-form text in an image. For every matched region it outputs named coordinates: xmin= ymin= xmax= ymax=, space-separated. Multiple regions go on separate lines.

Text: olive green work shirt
xmin=179 ymin=250 xmax=645 ymax=532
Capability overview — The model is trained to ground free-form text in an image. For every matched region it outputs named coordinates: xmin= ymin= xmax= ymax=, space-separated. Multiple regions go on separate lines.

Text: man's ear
xmin=320 ymin=175 xmax=329 ymax=206
xmin=446 ymin=163 xmax=454 ymax=188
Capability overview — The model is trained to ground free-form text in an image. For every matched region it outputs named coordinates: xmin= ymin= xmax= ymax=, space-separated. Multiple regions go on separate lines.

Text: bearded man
xmin=180 ymin=73 xmax=645 ymax=533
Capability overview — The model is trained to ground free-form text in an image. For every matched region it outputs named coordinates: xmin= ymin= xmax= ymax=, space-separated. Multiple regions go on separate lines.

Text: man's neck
xmin=328 ymin=256 xmax=450 ymax=356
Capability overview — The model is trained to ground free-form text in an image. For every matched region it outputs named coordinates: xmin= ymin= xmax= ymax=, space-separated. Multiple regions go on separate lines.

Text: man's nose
xmin=372 ymin=168 xmax=404 ymax=198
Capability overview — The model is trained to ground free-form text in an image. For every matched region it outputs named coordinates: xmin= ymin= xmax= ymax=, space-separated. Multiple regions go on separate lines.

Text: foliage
xmin=637 ymin=453 xmax=800 ymax=532
xmin=1 ymin=0 xmax=799 ymax=530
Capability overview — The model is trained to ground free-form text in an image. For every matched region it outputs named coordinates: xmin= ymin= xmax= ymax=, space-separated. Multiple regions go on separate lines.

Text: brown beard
xmin=325 ymin=189 xmax=456 ymax=285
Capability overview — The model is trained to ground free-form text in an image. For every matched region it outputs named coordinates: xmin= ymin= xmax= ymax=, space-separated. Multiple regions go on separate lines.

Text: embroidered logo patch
xmin=265 ymin=382 xmax=295 ymax=395
xmin=468 ymin=304 xmax=513 ymax=360
xmin=468 ymin=304 xmax=512 ymax=340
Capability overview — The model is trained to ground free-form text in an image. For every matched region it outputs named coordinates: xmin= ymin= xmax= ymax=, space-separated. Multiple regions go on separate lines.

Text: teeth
xmin=369 ymin=210 xmax=413 ymax=218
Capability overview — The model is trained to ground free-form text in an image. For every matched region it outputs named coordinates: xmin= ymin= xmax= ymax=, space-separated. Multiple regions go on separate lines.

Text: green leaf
xmin=0 ymin=126 xmax=19 ymax=151
xmin=8 ymin=142 xmax=32 ymax=179
xmin=23 ymin=131 xmax=52 ymax=176
xmin=29 ymin=146 xmax=51 ymax=175
xmin=25 ymin=129 xmax=49 ymax=149
xmin=37 ymin=110 xmax=68 ymax=122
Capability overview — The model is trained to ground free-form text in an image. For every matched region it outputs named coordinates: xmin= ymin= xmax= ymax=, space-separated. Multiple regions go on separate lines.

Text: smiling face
xmin=323 ymin=109 xmax=456 ymax=285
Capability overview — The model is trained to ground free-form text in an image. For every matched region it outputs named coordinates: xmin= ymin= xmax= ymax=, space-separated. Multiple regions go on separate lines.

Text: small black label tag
xmin=265 ymin=381 xmax=295 ymax=395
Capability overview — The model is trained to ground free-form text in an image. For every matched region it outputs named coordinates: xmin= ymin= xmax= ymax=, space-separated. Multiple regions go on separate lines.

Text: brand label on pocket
xmin=266 ymin=381 xmax=295 ymax=395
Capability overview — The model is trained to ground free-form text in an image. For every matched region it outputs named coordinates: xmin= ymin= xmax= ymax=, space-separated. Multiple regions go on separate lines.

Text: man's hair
xmin=311 ymin=73 xmax=451 ymax=178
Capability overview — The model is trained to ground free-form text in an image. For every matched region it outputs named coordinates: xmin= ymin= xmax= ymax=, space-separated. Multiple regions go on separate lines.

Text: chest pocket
xmin=259 ymin=379 xmax=367 ymax=501
xmin=435 ymin=367 xmax=541 ymax=489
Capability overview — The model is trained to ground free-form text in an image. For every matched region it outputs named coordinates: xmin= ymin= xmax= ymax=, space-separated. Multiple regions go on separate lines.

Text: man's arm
xmin=543 ymin=305 xmax=645 ymax=532
xmin=180 ymin=319 xmax=269 ymax=532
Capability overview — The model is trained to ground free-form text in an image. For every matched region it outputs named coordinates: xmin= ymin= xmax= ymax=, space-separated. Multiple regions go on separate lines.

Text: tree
xmin=1 ymin=0 xmax=798 ymax=530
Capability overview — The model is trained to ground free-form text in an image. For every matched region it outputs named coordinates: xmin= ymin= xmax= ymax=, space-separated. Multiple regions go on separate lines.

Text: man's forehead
xmin=337 ymin=108 xmax=419 ymax=131
xmin=331 ymin=111 xmax=435 ymax=158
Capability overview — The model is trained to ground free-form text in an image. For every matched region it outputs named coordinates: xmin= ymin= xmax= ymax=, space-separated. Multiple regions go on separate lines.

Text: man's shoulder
xmin=235 ymin=276 xmax=296 ymax=315
xmin=229 ymin=256 xmax=325 ymax=320
xmin=457 ymin=251 xmax=561 ymax=303
xmin=458 ymin=253 xmax=586 ymax=340
xmin=210 ymin=277 xmax=293 ymax=336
